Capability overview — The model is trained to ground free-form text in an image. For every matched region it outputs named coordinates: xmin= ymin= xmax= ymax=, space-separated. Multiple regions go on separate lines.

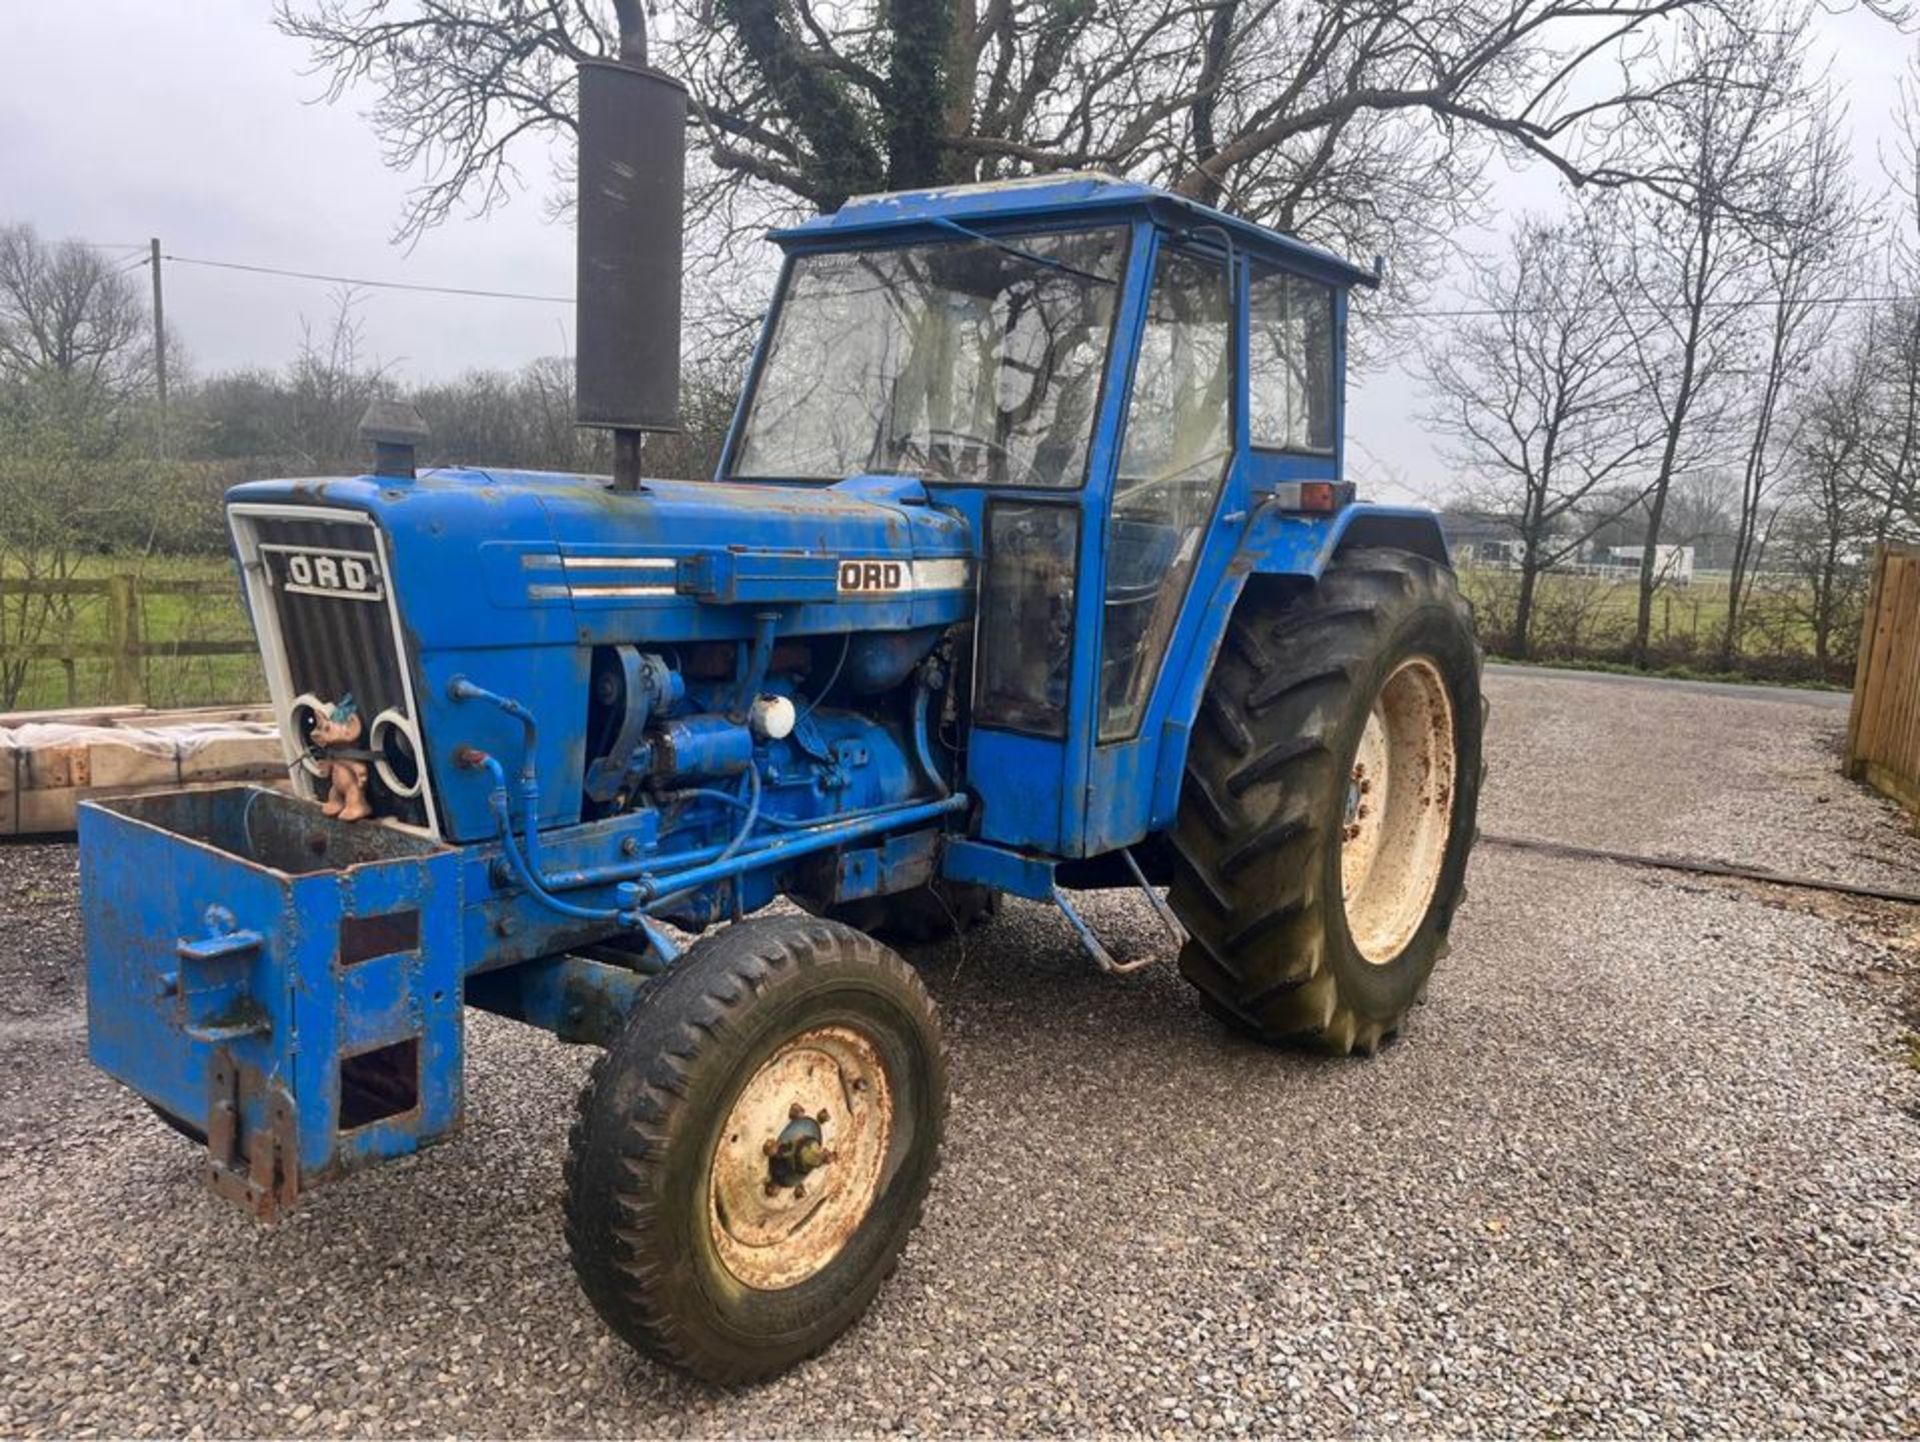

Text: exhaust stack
xmin=575 ymin=57 xmax=687 ymax=490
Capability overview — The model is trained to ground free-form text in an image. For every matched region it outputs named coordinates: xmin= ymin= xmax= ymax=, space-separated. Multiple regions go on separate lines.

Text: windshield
xmin=730 ymin=227 xmax=1129 ymax=487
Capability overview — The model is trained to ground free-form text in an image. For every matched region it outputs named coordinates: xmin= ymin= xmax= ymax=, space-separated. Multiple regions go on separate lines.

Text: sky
xmin=0 ymin=0 xmax=1911 ymax=504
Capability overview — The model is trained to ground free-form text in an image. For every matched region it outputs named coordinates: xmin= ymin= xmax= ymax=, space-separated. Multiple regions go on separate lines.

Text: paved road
xmin=2 ymin=669 xmax=1917 ymax=1436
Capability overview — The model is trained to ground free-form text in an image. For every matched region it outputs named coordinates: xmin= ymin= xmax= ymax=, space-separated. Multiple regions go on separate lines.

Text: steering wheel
xmin=918 ymin=426 xmax=1048 ymax=488
xmin=1114 ymin=447 xmax=1233 ymax=515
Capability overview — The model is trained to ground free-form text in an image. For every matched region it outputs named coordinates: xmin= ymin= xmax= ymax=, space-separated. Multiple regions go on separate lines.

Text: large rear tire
xmin=563 ymin=915 xmax=947 ymax=1385
xmin=1169 ymin=548 xmax=1483 ymax=1053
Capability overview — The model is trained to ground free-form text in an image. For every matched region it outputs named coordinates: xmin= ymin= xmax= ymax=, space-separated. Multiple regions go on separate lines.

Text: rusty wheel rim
xmin=1340 ymin=656 xmax=1456 ymax=966
xmin=707 ymin=1024 xmax=893 ymax=1291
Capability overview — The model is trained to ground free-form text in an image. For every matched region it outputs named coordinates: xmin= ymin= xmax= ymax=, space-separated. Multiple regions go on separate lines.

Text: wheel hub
xmin=1340 ymin=656 xmax=1457 ymax=966
xmin=764 ymin=1112 xmax=831 ymax=1190
xmin=708 ymin=1025 xmax=892 ymax=1291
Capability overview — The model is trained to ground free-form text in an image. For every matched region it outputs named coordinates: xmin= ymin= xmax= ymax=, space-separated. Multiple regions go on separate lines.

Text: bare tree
xmin=1597 ymin=7 xmax=1810 ymax=666
xmin=1717 ymin=91 xmax=1863 ymax=663
xmin=0 ymin=224 xmax=154 ymax=432
xmin=0 ymin=226 xmax=172 ymax=706
xmin=1847 ymin=56 xmax=1920 ymax=536
xmin=274 ymin=0 xmax=1821 ymax=307
xmin=1781 ymin=320 xmax=1880 ymax=671
xmin=281 ymin=287 xmax=390 ymax=472
xmin=1421 ymin=213 xmax=1660 ymax=657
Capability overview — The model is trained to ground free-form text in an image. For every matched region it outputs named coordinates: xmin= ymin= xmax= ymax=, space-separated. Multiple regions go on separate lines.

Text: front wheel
xmin=1170 ymin=548 xmax=1484 ymax=1053
xmin=563 ymin=915 xmax=947 ymax=1385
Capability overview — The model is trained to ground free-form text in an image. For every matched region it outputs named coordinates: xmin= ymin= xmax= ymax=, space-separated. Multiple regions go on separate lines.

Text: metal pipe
xmin=737 ymin=611 xmax=779 ymax=714
xmin=541 ymin=837 xmax=733 ymax=891
xmin=540 ymin=793 xmax=921 ymax=891
xmin=634 ymin=793 xmax=970 ymax=907
xmin=463 ymin=734 xmax=970 ymax=918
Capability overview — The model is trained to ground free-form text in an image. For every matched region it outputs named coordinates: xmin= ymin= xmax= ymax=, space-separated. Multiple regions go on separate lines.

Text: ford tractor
xmin=79 ymin=58 xmax=1482 ymax=1385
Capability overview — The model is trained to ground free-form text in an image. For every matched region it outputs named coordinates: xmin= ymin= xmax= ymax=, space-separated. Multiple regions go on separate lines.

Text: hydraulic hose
xmin=448 ymin=676 xmax=537 ymax=780
xmin=473 ymin=751 xmax=644 ymax=927
xmin=911 ymin=675 xmax=950 ymax=799
xmin=716 ymin=766 xmax=763 ymax=863
xmin=449 ymin=673 xmax=550 ymax=890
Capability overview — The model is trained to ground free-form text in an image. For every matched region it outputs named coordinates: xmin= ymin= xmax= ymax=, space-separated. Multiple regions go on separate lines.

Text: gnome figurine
xmin=311 ymin=694 xmax=372 ymax=822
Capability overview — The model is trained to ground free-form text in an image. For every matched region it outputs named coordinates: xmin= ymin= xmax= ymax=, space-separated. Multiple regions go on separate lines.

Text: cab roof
xmin=769 ymin=171 xmax=1380 ymax=290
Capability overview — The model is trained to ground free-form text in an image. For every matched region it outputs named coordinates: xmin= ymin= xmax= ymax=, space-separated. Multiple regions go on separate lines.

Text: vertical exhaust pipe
xmin=575 ymin=41 xmax=687 ymax=491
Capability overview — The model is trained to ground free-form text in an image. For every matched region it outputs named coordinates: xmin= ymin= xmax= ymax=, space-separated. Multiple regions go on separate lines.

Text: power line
xmin=72 ymin=233 xmax=1920 ymax=319
xmin=160 ymin=251 xmax=573 ymax=306
xmin=1374 ymin=291 xmax=1920 ymax=320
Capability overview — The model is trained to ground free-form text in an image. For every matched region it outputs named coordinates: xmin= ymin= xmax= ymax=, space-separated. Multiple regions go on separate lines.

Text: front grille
xmin=238 ymin=509 xmax=430 ymax=830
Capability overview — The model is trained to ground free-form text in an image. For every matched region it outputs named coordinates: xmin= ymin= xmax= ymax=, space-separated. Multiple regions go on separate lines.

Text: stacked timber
xmin=0 ymin=703 xmax=288 ymax=836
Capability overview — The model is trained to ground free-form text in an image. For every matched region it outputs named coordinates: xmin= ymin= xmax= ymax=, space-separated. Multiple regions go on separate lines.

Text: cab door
xmin=1077 ymin=233 xmax=1241 ymax=854
xmin=960 ymin=223 xmax=1156 ymax=855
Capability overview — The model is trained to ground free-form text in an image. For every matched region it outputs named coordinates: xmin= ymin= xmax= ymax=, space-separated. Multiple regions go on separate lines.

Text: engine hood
xmin=225 ymin=468 xmax=976 ymax=650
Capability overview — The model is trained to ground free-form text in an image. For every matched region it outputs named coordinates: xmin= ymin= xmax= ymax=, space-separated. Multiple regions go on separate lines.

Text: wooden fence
xmin=0 ymin=574 xmax=258 ymax=709
xmin=1846 ymin=542 xmax=1920 ymax=821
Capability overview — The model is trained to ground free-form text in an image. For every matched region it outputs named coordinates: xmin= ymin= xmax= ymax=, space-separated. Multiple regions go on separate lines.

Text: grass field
xmin=0 ymin=553 xmax=262 ymax=713
xmin=0 ymin=554 xmax=1856 ymax=716
xmin=1457 ymin=565 xmax=1845 ymax=682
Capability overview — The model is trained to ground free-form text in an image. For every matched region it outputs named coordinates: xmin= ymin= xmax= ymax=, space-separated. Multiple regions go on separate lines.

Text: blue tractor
xmin=80 ymin=60 xmax=1481 ymax=1385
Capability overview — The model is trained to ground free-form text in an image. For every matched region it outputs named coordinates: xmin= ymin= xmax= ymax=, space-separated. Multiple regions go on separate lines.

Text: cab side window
xmin=1247 ymin=268 xmax=1334 ymax=453
xmin=1098 ymin=246 xmax=1232 ymax=743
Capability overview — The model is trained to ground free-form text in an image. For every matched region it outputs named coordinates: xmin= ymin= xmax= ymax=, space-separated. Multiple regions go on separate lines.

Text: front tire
xmin=563 ymin=916 xmax=947 ymax=1385
xmin=1169 ymin=548 xmax=1484 ymax=1053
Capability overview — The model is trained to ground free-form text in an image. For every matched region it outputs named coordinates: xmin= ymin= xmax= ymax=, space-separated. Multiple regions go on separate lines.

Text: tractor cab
xmin=719 ymin=173 xmax=1389 ymax=859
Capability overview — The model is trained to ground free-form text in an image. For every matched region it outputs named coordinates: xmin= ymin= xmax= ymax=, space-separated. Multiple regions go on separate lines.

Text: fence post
xmin=104 ymin=574 xmax=144 ymax=705
xmin=1845 ymin=545 xmax=1888 ymax=776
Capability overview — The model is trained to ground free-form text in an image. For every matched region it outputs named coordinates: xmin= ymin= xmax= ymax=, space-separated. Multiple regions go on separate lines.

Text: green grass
xmin=0 ymin=553 xmax=263 ymax=712
xmin=0 ymin=553 xmax=1857 ymax=714
xmin=1457 ymin=566 xmax=1845 ymax=685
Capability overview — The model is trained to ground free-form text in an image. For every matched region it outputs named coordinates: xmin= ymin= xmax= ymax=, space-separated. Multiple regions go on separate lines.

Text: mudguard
xmin=1143 ymin=502 xmax=1452 ymax=829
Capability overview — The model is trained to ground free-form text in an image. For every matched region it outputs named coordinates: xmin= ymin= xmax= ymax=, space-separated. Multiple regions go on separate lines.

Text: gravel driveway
xmin=3 ymin=668 xmax=1918 ymax=1437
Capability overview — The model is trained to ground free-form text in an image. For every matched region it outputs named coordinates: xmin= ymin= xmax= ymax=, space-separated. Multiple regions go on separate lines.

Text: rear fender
xmin=1144 ymin=503 xmax=1450 ymax=826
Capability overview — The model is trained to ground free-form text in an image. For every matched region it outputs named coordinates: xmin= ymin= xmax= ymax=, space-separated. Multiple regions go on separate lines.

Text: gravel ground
xmin=3 ymin=669 xmax=1919 ymax=1437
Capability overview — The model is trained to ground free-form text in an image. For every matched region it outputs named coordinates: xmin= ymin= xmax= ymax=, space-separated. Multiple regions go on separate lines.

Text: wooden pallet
xmin=1 ymin=703 xmax=288 ymax=837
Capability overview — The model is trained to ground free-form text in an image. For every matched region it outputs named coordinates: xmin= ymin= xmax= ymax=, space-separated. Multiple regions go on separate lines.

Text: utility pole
xmin=149 ymin=237 xmax=167 ymax=456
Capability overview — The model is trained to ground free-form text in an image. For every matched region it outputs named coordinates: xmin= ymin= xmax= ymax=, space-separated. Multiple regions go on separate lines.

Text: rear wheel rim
xmin=707 ymin=1024 xmax=893 ymax=1291
xmin=1341 ymin=656 xmax=1457 ymax=965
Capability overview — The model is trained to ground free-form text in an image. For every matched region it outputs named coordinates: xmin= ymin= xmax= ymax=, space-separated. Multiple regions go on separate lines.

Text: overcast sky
xmin=2 ymin=0 xmax=1910 ymax=502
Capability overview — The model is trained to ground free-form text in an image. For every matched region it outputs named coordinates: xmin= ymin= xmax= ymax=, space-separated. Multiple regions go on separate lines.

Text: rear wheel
xmin=563 ymin=915 xmax=947 ymax=1384
xmin=1169 ymin=548 xmax=1483 ymax=1052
